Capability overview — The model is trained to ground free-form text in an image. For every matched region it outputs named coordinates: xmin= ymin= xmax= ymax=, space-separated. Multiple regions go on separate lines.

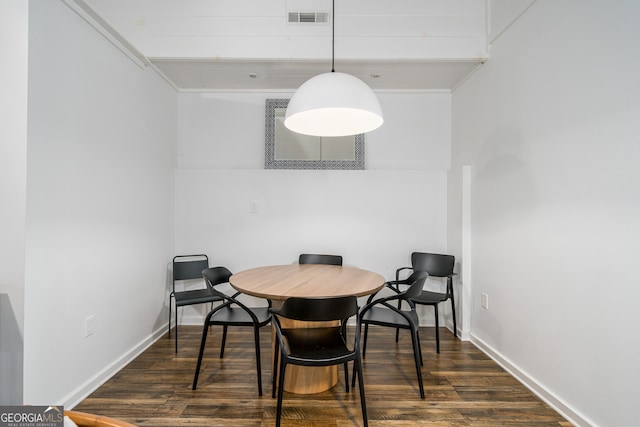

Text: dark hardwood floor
xmin=74 ymin=325 xmax=572 ymax=426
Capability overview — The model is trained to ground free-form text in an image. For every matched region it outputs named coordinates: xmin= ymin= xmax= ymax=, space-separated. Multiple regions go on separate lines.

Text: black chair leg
xmin=417 ymin=330 xmax=423 ymax=366
xmin=174 ymin=307 xmax=179 ymax=353
xmin=272 ymin=340 xmax=280 ymax=398
xmin=275 ymin=359 xmax=287 ymax=427
xmin=253 ymin=326 xmax=263 ymax=396
xmin=168 ymin=298 xmax=173 ymax=338
xmin=410 ymin=327 xmax=425 ymax=399
xmin=192 ymin=321 xmax=211 ymax=390
xmin=362 ymin=324 xmax=369 ymax=357
xmin=434 ymin=305 xmax=440 ymax=354
xmin=352 ymin=323 xmax=362 ymax=389
xmin=351 ymin=346 xmax=358 ymax=389
xmin=395 ymin=299 xmax=402 ymax=342
xmin=343 ymin=362 xmax=350 ymax=392
xmin=219 ymin=325 xmax=228 ymax=358
xmin=355 ymin=358 xmax=368 ymax=427
xmin=351 ymin=362 xmax=356 ymax=389
xmin=449 ymin=280 xmax=457 ymax=337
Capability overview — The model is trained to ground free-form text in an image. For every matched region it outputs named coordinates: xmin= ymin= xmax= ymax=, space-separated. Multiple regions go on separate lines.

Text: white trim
xmin=63 ymin=326 xmax=166 ymax=409
xmin=172 ymin=314 xmax=208 ymax=327
xmin=486 ymin=0 xmax=538 ymax=45
xmin=451 ymin=62 xmax=484 ymax=92
xmin=461 ymin=165 xmax=472 ymax=340
xmin=175 ymin=88 xmax=453 ymax=94
xmin=60 ymin=0 xmax=149 ymax=69
xmin=146 ymin=62 xmax=180 ymax=91
xmin=471 ymin=334 xmax=595 ymax=427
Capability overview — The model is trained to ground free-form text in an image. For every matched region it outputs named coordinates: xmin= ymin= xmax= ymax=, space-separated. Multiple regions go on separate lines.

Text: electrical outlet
xmin=249 ymin=200 xmax=259 ymax=213
xmin=481 ymin=293 xmax=489 ymax=310
xmin=85 ymin=315 xmax=95 ymax=337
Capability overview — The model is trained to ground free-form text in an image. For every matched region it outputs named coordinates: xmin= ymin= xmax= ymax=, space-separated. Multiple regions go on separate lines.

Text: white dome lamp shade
xmin=284 ymin=72 xmax=383 ymax=137
xmin=284 ymin=0 xmax=383 ymax=137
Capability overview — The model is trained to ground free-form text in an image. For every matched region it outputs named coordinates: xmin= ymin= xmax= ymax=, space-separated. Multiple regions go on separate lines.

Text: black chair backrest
xmin=411 ymin=252 xmax=454 ymax=278
xmin=299 ymin=253 xmax=343 ymax=266
xmin=173 ymin=254 xmax=209 ymax=281
xmin=277 ymin=296 xmax=358 ymax=322
xmin=403 ymin=270 xmax=429 ymax=300
xmin=202 ymin=266 xmax=234 ymax=297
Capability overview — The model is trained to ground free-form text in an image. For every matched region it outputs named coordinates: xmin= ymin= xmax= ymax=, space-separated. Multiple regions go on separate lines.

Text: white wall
xmin=24 ymin=0 xmax=177 ymax=406
xmin=449 ymin=1 xmax=640 ymax=426
xmin=177 ymin=92 xmax=452 ymax=170
xmin=0 ymin=0 xmax=28 ymax=405
xmin=175 ymin=169 xmax=446 ymax=275
xmin=175 ymin=91 xmax=454 ymax=325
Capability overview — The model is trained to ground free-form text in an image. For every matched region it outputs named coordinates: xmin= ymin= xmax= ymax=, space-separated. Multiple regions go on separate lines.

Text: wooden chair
xmin=64 ymin=411 xmax=136 ymax=427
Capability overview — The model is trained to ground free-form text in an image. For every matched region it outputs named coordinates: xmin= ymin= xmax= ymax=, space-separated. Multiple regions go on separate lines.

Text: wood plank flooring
xmin=73 ymin=325 xmax=572 ymax=426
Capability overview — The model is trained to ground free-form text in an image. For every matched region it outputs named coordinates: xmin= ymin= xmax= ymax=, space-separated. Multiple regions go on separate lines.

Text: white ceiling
xmin=71 ymin=0 xmax=530 ymax=92
xmin=149 ymin=58 xmax=483 ymax=91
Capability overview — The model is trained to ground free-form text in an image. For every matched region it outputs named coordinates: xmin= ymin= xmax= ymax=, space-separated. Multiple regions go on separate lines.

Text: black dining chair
xmin=192 ymin=267 xmax=272 ymax=396
xmin=271 ymin=296 xmax=367 ymax=427
xmin=298 ymin=253 xmax=343 ymax=266
xmin=393 ymin=252 xmax=457 ymax=353
xmin=169 ymin=254 xmax=223 ymax=352
xmin=357 ymin=270 xmax=429 ymax=398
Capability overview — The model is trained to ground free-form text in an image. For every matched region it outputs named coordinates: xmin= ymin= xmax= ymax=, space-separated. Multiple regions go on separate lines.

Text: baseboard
xmin=174 ymin=314 xmax=206 ymax=326
xmin=470 ymin=334 xmax=594 ymax=427
xmin=62 ymin=325 xmax=168 ymax=409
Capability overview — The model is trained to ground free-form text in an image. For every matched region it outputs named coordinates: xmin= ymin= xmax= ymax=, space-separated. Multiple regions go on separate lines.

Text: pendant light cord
xmin=331 ymin=0 xmax=335 ymax=73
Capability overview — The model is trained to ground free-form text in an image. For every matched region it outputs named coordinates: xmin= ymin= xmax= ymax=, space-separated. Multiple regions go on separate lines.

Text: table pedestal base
xmin=283 ymin=364 xmax=339 ymax=394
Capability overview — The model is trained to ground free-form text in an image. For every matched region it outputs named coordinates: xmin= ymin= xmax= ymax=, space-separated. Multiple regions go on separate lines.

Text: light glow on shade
xmin=284 ymin=72 xmax=383 ymax=137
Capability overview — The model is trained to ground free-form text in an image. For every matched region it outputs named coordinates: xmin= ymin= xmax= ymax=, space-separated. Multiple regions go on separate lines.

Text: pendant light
xmin=284 ymin=0 xmax=383 ymax=137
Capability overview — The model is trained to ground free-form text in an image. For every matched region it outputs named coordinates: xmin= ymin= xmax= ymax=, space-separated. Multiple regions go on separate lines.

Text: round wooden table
xmin=230 ymin=264 xmax=385 ymax=394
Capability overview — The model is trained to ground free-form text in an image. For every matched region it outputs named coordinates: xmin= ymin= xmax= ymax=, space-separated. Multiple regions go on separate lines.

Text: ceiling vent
xmin=288 ymin=11 xmax=329 ymax=24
